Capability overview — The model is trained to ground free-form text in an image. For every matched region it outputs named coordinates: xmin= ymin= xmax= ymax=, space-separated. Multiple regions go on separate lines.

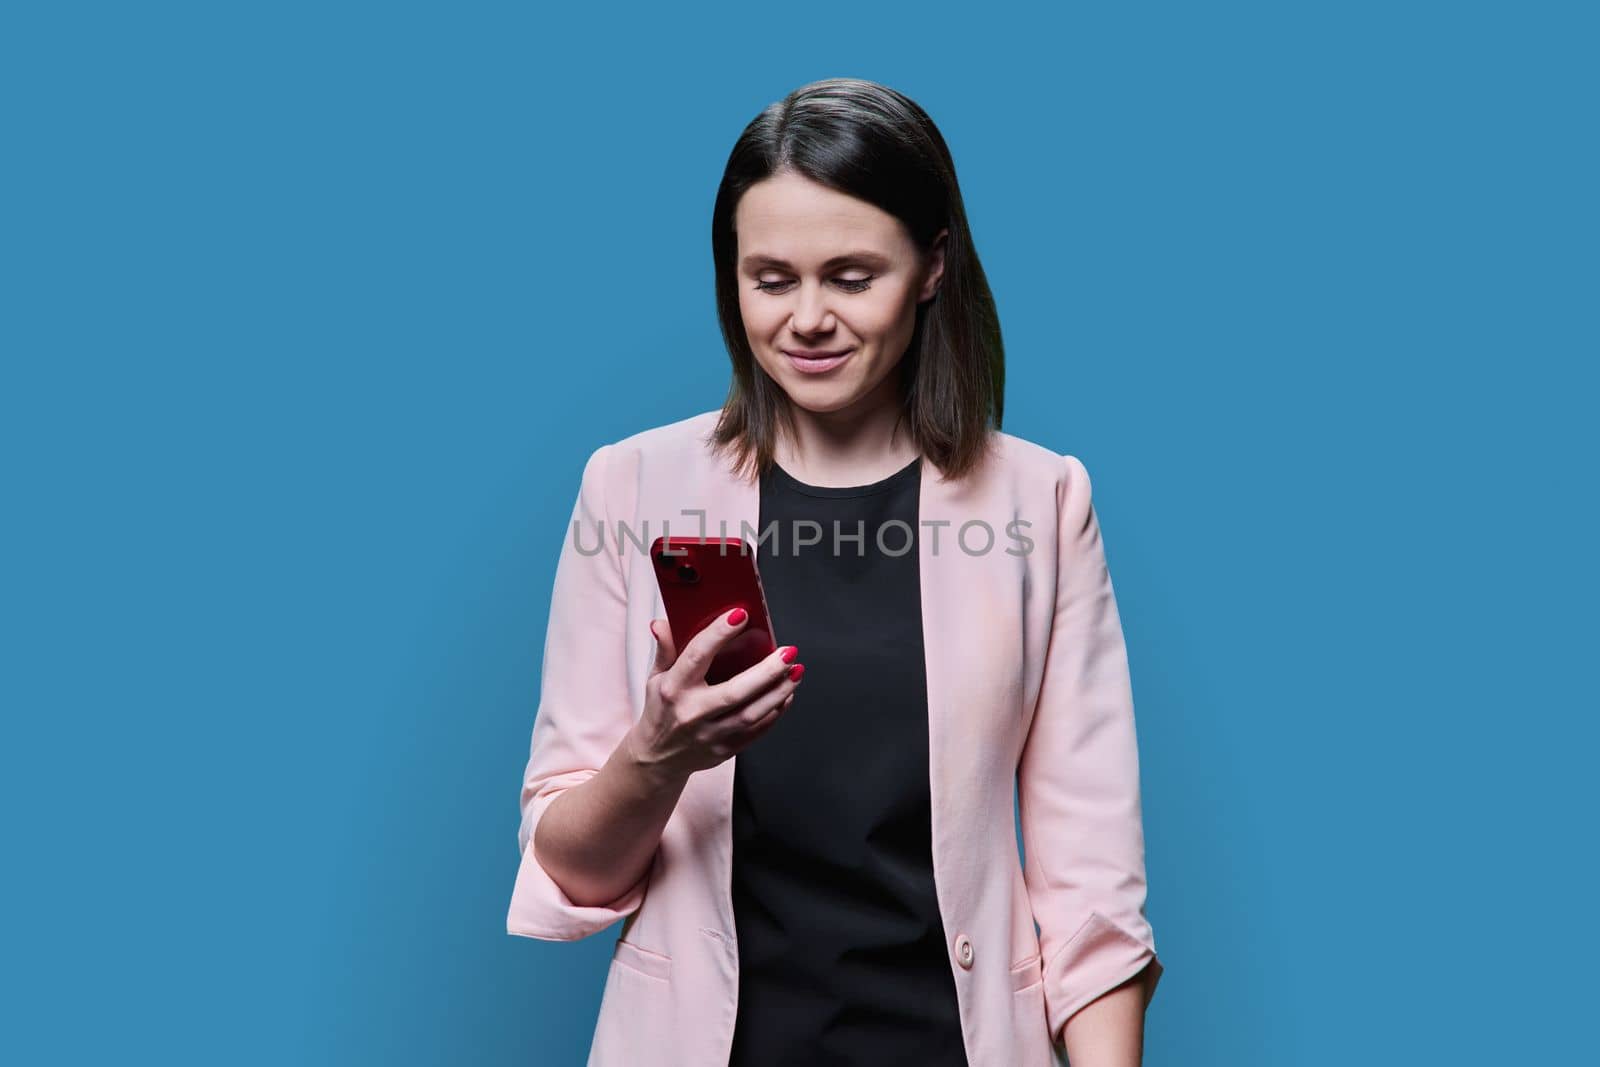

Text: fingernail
xmin=780 ymin=645 xmax=799 ymax=664
xmin=727 ymin=607 xmax=747 ymax=626
xmin=788 ymin=663 xmax=805 ymax=682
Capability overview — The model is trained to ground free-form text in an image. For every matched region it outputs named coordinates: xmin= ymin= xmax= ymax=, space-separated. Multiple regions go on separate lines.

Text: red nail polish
xmin=780 ymin=645 xmax=799 ymax=664
xmin=727 ymin=607 xmax=747 ymax=626
xmin=788 ymin=663 xmax=805 ymax=682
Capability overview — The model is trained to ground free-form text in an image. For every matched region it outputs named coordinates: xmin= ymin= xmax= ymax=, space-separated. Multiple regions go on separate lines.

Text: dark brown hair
xmin=706 ymin=77 xmax=1005 ymax=484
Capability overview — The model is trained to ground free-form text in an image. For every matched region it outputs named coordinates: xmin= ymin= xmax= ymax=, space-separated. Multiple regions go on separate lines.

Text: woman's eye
xmin=751 ymin=276 xmax=875 ymax=294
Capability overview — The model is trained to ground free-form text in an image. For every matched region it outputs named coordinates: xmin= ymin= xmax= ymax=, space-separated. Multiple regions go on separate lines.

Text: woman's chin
xmin=783 ymin=386 xmax=875 ymax=417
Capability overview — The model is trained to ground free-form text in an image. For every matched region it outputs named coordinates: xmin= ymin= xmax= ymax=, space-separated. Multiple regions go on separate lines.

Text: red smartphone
xmin=650 ymin=536 xmax=777 ymax=685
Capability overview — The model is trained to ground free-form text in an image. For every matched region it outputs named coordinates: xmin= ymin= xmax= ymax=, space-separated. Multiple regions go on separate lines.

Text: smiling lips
xmin=783 ymin=347 xmax=855 ymax=374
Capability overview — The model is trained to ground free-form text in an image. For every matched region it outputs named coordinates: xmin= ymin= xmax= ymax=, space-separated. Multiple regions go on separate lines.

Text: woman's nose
xmin=790 ymin=281 xmax=833 ymax=333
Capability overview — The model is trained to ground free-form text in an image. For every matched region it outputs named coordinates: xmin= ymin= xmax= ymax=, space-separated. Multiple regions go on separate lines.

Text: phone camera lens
xmin=677 ymin=564 xmax=699 ymax=584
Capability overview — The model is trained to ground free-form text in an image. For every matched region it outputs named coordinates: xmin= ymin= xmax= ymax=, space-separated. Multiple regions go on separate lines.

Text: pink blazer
xmin=507 ymin=408 xmax=1164 ymax=1066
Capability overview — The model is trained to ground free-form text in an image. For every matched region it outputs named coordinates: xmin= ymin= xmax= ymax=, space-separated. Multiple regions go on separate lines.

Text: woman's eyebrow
xmin=740 ymin=251 xmax=892 ymax=272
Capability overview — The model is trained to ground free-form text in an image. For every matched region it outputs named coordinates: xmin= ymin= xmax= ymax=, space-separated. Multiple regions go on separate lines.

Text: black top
xmin=727 ymin=454 xmax=968 ymax=1067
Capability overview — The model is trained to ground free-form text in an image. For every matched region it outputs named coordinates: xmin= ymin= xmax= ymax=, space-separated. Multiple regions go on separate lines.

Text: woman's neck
xmin=775 ymin=384 xmax=920 ymax=489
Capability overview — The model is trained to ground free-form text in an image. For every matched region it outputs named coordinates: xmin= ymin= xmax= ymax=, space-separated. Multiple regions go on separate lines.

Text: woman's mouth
xmin=783 ymin=347 xmax=855 ymax=374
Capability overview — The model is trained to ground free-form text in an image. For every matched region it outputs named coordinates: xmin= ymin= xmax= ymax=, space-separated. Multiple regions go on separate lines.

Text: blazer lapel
xmin=918 ymin=451 xmax=1019 ymax=906
xmin=919 ymin=457 xmax=966 ymax=850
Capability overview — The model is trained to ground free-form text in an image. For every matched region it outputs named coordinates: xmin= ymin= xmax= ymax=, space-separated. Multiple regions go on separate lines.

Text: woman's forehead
xmin=735 ymin=176 xmax=910 ymax=262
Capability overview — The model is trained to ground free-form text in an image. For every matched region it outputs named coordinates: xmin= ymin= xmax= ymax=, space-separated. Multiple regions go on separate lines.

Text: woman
xmin=508 ymin=77 xmax=1164 ymax=1066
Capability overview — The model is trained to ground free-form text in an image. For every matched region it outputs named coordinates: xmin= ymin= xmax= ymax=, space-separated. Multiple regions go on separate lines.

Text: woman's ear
xmin=919 ymin=228 xmax=949 ymax=303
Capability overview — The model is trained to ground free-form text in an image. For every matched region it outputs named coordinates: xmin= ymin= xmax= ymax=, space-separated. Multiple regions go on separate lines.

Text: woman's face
xmin=734 ymin=169 xmax=946 ymax=418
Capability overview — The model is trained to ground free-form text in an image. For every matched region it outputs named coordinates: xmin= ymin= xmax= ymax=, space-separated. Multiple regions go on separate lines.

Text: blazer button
xmin=954 ymin=933 xmax=974 ymax=969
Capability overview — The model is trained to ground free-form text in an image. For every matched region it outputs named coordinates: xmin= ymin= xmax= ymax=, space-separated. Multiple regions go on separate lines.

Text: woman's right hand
xmin=623 ymin=608 xmax=804 ymax=783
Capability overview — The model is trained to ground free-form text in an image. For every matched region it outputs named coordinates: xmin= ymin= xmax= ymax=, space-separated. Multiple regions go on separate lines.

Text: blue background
xmin=5 ymin=2 xmax=1594 ymax=1064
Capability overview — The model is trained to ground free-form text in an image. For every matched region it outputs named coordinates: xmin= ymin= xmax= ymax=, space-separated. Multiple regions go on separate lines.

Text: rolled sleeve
xmin=1018 ymin=453 xmax=1164 ymax=1043
xmin=506 ymin=442 xmax=649 ymax=942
